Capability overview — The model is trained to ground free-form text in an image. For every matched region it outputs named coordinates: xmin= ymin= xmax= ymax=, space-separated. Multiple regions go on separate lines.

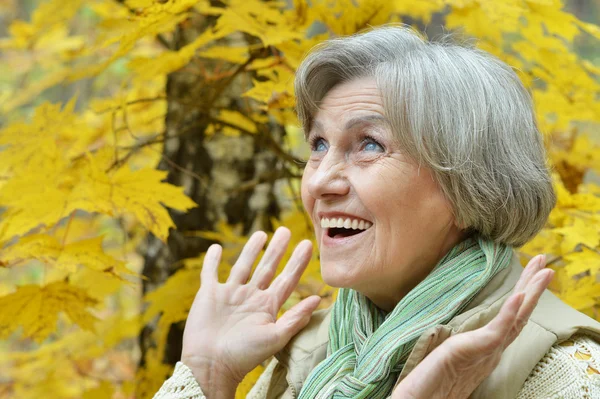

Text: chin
xmin=320 ymin=261 xmax=355 ymax=288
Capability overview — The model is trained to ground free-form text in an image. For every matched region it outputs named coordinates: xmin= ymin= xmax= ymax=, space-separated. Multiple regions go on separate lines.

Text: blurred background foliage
xmin=0 ymin=0 xmax=599 ymax=398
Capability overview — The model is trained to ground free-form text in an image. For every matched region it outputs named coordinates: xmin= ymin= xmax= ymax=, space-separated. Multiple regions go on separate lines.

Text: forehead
xmin=311 ymin=78 xmax=386 ymax=130
xmin=311 ymin=77 xmax=388 ymax=133
xmin=317 ymin=78 xmax=383 ymax=115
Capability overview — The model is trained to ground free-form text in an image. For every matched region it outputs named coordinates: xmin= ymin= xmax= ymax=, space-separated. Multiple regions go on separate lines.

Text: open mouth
xmin=320 ymin=217 xmax=372 ymax=241
xmin=327 ymin=227 xmax=365 ymax=239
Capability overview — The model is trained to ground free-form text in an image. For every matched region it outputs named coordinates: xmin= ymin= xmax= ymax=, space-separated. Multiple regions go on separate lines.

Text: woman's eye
xmin=362 ymin=138 xmax=384 ymax=152
xmin=311 ymin=138 xmax=328 ymax=152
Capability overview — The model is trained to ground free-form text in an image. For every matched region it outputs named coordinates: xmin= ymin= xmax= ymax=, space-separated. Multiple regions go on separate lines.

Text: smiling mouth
xmin=327 ymin=227 xmax=365 ymax=239
xmin=321 ymin=217 xmax=372 ymax=239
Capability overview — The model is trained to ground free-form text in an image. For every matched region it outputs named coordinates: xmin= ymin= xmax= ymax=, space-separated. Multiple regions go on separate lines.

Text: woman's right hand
xmin=181 ymin=227 xmax=322 ymax=397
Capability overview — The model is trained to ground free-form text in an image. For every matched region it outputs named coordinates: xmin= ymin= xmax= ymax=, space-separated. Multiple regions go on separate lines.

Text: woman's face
xmin=301 ymin=77 xmax=466 ymax=311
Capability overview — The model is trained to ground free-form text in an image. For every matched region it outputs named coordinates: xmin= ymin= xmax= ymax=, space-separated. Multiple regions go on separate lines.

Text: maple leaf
xmin=73 ymin=157 xmax=198 ymax=242
xmin=553 ymin=217 xmax=600 ymax=253
xmin=143 ymin=267 xmax=199 ymax=326
xmin=0 ymin=146 xmax=79 ymax=242
xmin=211 ymin=0 xmax=303 ymax=46
xmin=0 ymin=234 xmax=131 ymax=275
xmin=243 ymin=66 xmax=296 ymax=110
xmin=0 ymin=282 xmax=98 ymax=342
xmin=563 ymin=247 xmax=600 ymax=279
xmin=214 ymin=109 xmax=258 ymax=135
xmin=559 ymin=274 xmax=600 ymax=311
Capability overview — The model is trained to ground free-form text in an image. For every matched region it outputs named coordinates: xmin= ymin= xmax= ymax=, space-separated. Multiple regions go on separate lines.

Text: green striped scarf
xmin=298 ymin=236 xmax=512 ymax=399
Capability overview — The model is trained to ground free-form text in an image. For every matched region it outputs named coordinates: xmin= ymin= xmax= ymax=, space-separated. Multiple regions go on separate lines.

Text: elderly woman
xmin=155 ymin=26 xmax=600 ymax=399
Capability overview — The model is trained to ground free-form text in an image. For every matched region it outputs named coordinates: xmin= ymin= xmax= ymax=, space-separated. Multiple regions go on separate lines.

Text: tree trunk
xmin=138 ymin=15 xmax=283 ymax=372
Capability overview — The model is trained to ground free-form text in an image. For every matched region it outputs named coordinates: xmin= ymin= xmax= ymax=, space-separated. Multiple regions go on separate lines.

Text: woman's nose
xmin=306 ymin=157 xmax=350 ymax=200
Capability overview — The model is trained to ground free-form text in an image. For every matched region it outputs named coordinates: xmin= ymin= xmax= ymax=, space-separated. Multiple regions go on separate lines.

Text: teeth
xmin=320 ymin=217 xmax=372 ymax=231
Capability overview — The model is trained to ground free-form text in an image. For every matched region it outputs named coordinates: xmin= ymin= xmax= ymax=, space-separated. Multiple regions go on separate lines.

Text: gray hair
xmin=294 ymin=25 xmax=556 ymax=247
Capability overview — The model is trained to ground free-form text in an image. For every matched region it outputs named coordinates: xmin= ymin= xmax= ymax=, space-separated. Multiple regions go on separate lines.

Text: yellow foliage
xmin=236 ymin=363 xmax=265 ymax=398
xmin=0 ymin=234 xmax=131 ymax=275
xmin=0 ymin=0 xmax=599 ymax=397
xmin=0 ymin=282 xmax=98 ymax=342
xmin=553 ymin=217 xmax=600 ymax=254
xmin=73 ymin=160 xmax=198 ymax=242
xmin=82 ymin=381 xmax=115 ymax=399
xmin=143 ymin=267 xmax=199 ymax=326
xmin=211 ymin=0 xmax=303 ymax=46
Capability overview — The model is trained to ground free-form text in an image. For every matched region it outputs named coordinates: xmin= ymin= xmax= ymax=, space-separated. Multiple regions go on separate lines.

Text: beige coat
xmin=265 ymin=251 xmax=600 ymax=398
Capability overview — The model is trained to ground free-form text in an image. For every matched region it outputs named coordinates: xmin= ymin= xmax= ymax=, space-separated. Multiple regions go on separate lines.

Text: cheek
xmin=300 ymin=172 xmax=314 ymax=213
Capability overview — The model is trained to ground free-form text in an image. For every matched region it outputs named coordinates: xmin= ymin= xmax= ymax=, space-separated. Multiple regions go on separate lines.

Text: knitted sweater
xmin=154 ymin=334 xmax=600 ymax=399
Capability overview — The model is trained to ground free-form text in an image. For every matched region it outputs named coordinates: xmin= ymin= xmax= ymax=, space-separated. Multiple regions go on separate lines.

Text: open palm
xmin=393 ymin=255 xmax=553 ymax=399
xmin=181 ymin=228 xmax=321 ymax=386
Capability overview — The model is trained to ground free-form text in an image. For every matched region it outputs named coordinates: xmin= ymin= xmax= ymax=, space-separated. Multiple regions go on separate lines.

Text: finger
xmin=268 ymin=240 xmax=313 ymax=308
xmin=274 ymin=295 xmax=321 ymax=348
xmin=513 ymin=254 xmax=546 ymax=293
xmin=250 ymin=227 xmax=291 ymax=290
xmin=227 ymin=231 xmax=268 ymax=284
xmin=482 ymin=291 xmax=525 ymax=346
xmin=508 ymin=268 xmax=554 ymax=342
xmin=201 ymin=244 xmax=223 ymax=285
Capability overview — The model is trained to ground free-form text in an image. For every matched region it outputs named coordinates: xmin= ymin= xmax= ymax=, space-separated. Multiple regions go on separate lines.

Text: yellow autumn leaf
xmin=312 ymin=0 xmax=393 ymax=36
xmin=0 ymin=234 xmax=131 ymax=275
xmin=576 ymin=19 xmax=600 ymax=40
xmin=135 ymin=348 xmax=173 ymax=399
xmin=559 ymin=274 xmax=600 ymax=311
xmin=391 ymin=0 xmax=445 ymax=24
xmin=73 ymin=157 xmax=198 ymax=242
xmin=215 ymin=109 xmax=258 ymax=134
xmin=82 ymin=381 xmax=115 ymax=399
xmin=186 ymin=220 xmax=247 ymax=244
xmin=13 ymin=365 xmax=83 ymax=399
xmin=197 ymin=45 xmax=249 ymax=64
xmin=446 ymin=3 xmax=504 ymax=44
xmin=0 ymin=282 xmax=98 ymax=342
xmin=553 ymin=217 xmax=600 ymax=253
xmin=212 ymin=0 xmax=303 ymax=46
xmin=0 ymin=146 xmax=79 ymax=242
xmin=236 ymin=363 xmax=265 ymax=398
xmin=143 ymin=268 xmax=199 ymax=325
xmin=563 ymin=247 xmax=600 ymax=279
xmin=520 ymin=229 xmax=562 ymax=262
xmin=0 ymin=98 xmax=93 ymax=170
xmin=128 ymin=26 xmax=228 ymax=80
xmin=526 ymin=1 xmax=580 ymax=41
xmin=243 ymin=65 xmax=296 ymax=109
xmin=6 ymin=330 xmax=97 ymax=379
xmin=70 ymin=267 xmax=125 ymax=301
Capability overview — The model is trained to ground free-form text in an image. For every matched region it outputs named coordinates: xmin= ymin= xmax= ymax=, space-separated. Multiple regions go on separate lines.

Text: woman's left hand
xmin=392 ymin=254 xmax=553 ymax=399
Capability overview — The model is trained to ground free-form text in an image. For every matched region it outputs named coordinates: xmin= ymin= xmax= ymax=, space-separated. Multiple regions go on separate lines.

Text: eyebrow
xmin=311 ymin=115 xmax=389 ymax=135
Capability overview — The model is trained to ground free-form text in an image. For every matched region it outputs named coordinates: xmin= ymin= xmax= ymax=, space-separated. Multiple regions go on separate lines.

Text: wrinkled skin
xmin=181 ymin=226 xmax=551 ymax=399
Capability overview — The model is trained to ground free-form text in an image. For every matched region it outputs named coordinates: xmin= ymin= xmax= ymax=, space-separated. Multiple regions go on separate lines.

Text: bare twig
xmin=94 ymin=97 xmax=167 ymax=114
xmin=206 ymin=55 xmax=257 ymax=109
xmin=208 ymin=116 xmax=304 ymax=165
xmin=230 ymin=168 xmax=302 ymax=193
